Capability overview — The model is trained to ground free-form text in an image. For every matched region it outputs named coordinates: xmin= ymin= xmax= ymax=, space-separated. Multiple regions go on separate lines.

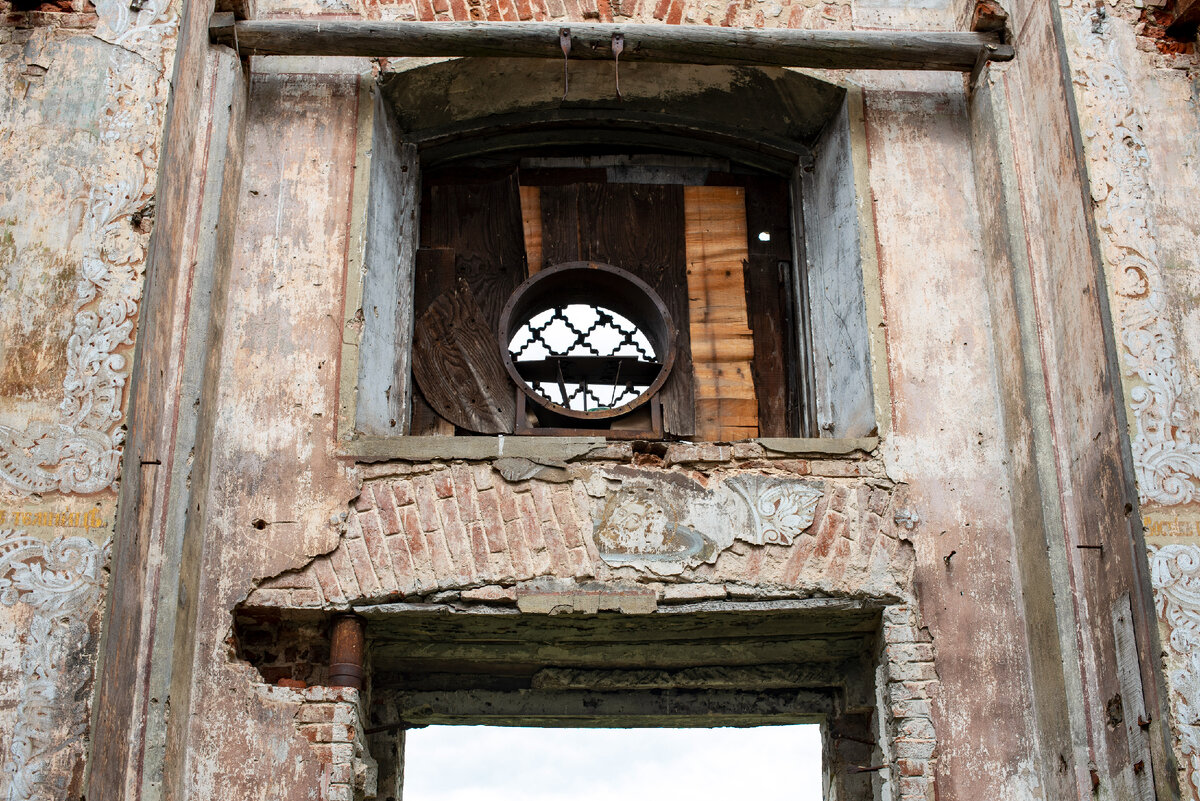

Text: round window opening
xmin=499 ymin=262 xmax=677 ymax=420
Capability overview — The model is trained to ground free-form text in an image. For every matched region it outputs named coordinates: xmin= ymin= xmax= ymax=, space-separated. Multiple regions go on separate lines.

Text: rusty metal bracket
xmin=612 ymin=32 xmax=624 ymax=99
xmin=560 ymin=27 xmax=571 ymax=100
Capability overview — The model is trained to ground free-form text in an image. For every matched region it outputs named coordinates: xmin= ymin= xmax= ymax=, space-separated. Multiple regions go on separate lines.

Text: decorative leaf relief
xmin=1149 ymin=544 xmax=1200 ymax=797
xmin=1060 ymin=0 xmax=1200 ymax=507
xmin=0 ymin=0 xmax=176 ymax=498
xmin=0 ymin=533 xmax=108 ymax=801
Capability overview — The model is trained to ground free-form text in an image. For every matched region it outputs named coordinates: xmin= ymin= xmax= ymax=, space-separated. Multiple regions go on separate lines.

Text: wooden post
xmin=329 ymin=613 xmax=367 ymax=690
xmin=209 ymin=15 xmax=1013 ymax=71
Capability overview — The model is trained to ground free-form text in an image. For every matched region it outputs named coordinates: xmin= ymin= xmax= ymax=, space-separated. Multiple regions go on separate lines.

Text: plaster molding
xmin=726 ymin=476 xmax=824 ymax=546
xmin=0 ymin=533 xmax=108 ymax=801
xmin=1149 ymin=544 xmax=1200 ymax=796
xmin=1060 ymin=0 xmax=1200 ymax=507
xmin=0 ymin=0 xmax=177 ymax=497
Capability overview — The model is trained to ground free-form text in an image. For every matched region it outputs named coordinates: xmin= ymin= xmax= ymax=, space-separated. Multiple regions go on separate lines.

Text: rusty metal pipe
xmin=329 ymin=613 xmax=367 ymax=690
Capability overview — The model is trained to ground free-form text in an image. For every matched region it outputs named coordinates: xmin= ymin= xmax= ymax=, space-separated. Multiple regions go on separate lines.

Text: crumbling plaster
xmin=0 ymin=0 xmax=1196 ymax=797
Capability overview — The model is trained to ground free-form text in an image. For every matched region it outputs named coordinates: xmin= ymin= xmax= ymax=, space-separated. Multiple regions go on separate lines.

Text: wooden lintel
xmin=209 ymin=17 xmax=1014 ymax=71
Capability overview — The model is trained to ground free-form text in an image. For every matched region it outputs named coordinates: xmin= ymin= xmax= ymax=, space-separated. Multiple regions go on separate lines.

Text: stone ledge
xmin=342 ymin=434 xmax=879 ymax=463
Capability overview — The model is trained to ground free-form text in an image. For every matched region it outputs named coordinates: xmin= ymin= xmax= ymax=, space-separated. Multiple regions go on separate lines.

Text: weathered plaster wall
xmin=0 ymin=0 xmax=1191 ymax=798
xmin=1057 ymin=0 xmax=1200 ymax=794
xmin=0 ymin=0 xmax=176 ymax=797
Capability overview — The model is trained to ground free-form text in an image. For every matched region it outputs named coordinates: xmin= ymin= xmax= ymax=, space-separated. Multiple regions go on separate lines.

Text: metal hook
xmin=560 ymin=28 xmax=571 ymax=101
xmin=612 ymin=32 xmax=624 ymax=100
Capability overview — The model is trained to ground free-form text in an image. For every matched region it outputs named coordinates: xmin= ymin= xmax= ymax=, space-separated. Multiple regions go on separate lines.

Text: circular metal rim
xmin=498 ymin=261 xmax=677 ymax=421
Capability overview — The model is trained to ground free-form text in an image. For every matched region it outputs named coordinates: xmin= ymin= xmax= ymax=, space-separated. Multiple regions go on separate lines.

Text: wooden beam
xmin=375 ymin=688 xmax=834 ymax=727
xmin=209 ymin=15 xmax=1013 ymax=71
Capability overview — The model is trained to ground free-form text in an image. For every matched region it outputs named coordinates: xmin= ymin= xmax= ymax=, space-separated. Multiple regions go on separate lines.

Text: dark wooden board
xmin=425 ymin=172 xmax=527 ymax=333
xmin=412 ymin=279 xmax=516 ymax=434
xmin=742 ymin=176 xmax=795 ymax=437
xmin=538 ymin=182 xmax=695 ymax=436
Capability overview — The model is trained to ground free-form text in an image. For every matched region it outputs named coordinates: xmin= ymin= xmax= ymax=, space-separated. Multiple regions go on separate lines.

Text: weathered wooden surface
xmin=209 ymin=17 xmax=1013 ymax=70
xmin=424 ymin=173 xmax=527 ymax=333
xmin=801 ymin=99 xmax=876 ymax=439
xmin=412 ymin=280 xmax=517 ymax=433
xmin=377 ymin=688 xmax=832 ymax=726
xmin=538 ymin=182 xmax=695 ymax=435
xmin=742 ymin=176 xmax=796 ymax=438
xmin=685 ymin=185 xmax=758 ymax=441
xmin=354 ymin=95 xmax=419 ymax=436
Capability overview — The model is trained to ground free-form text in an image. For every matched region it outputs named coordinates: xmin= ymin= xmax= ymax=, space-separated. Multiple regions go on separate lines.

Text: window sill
xmin=341 ymin=435 xmax=879 ymax=463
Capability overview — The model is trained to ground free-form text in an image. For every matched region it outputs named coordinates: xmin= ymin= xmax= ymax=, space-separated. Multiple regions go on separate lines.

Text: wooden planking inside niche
xmin=519 ymin=185 xmax=543 ymax=274
xmin=536 ymin=182 xmax=695 ymax=437
xmin=684 ymin=185 xmax=759 ymax=441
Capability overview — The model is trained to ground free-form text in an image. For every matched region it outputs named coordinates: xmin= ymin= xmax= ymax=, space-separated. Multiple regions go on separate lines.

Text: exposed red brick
xmin=432 ymin=470 xmax=455 ymax=499
xmin=328 ymin=545 xmax=364 ymax=600
xmin=344 ymin=537 xmax=383 ymax=597
xmin=437 ymin=496 xmax=479 ymax=582
xmin=385 ymin=532 xmax=420 ymax=594
xmin=412 ymin=476 xmax=442 ymax=532
xmin=515 ymin=0 xmax=533 ymax=18
xmin=496 ymin=484 xmax=521 ymax=522
xmin=666 ymin=0 xmax=684 ymax=25
xmin=278 ymin=678 xmax=308 ymax=689
xmin=450 ymin=464 xmax=482 ymax=522
xmin=313 ymin=559 xmax=348 ymax=604
xmin=353 ymin=490 xmax=375 ymax=512
xmin=467 ymin=520 xmax=494 ymax=580
xmin=374 ymin=486 xmax=403 ymax=534
xmin=392 ymin=479 xmax=415 ymax=508
xmin=517 ymin=492 xmax=547 ymax=552
xmin=550 ymin=485 xmax=585 ymax=549
xmin=358 ymin=511 xmax=398 ymax=593
xmin=652 ymin=0 xmax=670 ymax=19
xmin=476 ymin=488 xmax=511 ymax=552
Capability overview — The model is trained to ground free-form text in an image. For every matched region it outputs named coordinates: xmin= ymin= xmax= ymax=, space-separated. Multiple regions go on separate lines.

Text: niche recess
xmin=341 ymin=59 xmax=877 ymax=444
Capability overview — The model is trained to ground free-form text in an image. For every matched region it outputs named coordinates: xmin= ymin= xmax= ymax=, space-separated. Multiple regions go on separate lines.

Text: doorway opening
xmin=400 ymin=724 xmax=824 ymax=801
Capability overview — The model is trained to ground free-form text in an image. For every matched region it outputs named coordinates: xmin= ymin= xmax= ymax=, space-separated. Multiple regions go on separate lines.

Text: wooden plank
xmin=538 ymin=184 xmax=581 ymax=266
xmin=743 ymin=175 xmax=795 ymax=437
xmin=426 ymin=173 xmax=527 ymax=333
xmin=209 ymin=17 xmax=1015 ymax=71
xmin=378 ymin=688 xmax=833 ymax=727
xmin=538 ymin=183 xmax=694 ymax=436
xmin=411 ymin=279 xmax=516 ymax=434
xmin=519 ymin=185 xmax=543 ymax=274
xmin=582 ymin=183 xmax=692 ymax=436
xmin=685 ymin=185 xmax=758 ymax=441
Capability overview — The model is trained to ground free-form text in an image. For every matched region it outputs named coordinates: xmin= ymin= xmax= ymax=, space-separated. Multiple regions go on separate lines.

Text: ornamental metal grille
xmin=508 ymin=303 xmax=659 ymax=413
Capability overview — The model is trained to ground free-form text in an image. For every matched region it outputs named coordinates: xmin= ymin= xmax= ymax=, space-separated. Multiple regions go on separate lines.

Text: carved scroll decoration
xmin=727 ymin=475 xmax=823 ymax=545
xmin=1059 ymin=0 xmax=1200 ymax=506
xmin=0 ymin=533 xmax=108 ymax=801
xmin=1149 ymin=544 xmax=1200 ymax=796
xmin=0 ymin=0 xmax=177 ymax=496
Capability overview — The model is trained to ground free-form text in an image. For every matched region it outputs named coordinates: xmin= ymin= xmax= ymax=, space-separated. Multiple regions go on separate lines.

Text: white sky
xmin=402 ymin=725 xmax=824 ymax=801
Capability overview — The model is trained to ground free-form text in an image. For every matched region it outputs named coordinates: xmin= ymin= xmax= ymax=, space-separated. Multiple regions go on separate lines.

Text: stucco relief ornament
xmin=1149 ymin=544 xmax=1200 ymax=796
xmin=0 ymin=533 xmax=108 ymax=801
xmin=1059 ymin=0 xmax=1200 ymax=506
xmin=0 ymin=0 xmax=177 ymax=496
xmin=727 ymin=476 xmax=823 ymax=545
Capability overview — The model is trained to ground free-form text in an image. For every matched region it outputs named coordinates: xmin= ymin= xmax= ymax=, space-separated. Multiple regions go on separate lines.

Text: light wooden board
xmin=519 ymin=185 xmax=543 ymax=274
xmin=684 ymin=185 xmax=758 ymax=441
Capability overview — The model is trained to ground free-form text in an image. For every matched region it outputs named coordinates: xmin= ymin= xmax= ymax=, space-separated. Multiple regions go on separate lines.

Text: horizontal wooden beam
xmin=374 ymin=688 xmax=834 ymax=727
xmin=209 ymin=16 xmax=1013 ymax=71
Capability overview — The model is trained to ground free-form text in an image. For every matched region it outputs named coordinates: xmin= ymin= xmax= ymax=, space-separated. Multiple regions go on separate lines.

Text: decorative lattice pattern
xmin=508 ymin=304 xmax=658 ymax=412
